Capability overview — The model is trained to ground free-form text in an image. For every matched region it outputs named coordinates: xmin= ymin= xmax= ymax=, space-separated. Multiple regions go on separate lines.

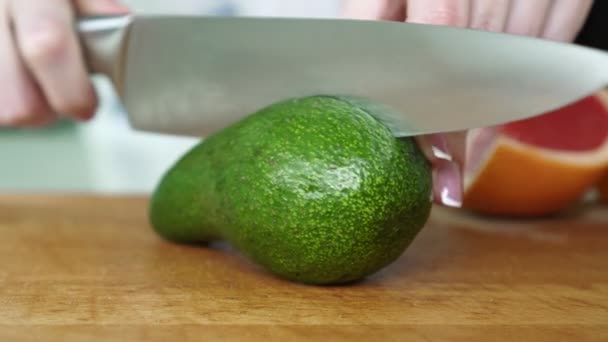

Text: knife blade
xmin=78 ymin=15 xmax=608 ymax=138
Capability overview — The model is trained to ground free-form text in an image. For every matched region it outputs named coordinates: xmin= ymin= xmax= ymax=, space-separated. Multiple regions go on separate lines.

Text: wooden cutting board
xmin=0 ymin=195 xmax=606 ymax=341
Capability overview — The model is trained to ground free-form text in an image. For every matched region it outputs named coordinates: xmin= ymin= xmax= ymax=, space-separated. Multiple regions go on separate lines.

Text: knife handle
xmin=77 ymin=15 xmax=132 ymax=86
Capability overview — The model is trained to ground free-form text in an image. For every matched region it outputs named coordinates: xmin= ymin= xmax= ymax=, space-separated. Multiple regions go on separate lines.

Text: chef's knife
xmin=78 ymin=15 xmax=608 ymax=138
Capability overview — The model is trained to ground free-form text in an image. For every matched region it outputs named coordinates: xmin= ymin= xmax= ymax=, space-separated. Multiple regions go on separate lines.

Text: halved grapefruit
xmin=463 ymin=90 xmax=608 ymax=217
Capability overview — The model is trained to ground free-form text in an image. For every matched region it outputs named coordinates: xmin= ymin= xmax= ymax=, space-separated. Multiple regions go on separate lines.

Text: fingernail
xmin=428 ymin=134 xmax=453 ymax=161
xmin=433 ymin=161 xmax=463 ymax=208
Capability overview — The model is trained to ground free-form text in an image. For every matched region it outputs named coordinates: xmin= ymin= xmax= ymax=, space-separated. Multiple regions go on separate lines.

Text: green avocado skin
xmin=149 ymin=95 xmax=432 ymax=285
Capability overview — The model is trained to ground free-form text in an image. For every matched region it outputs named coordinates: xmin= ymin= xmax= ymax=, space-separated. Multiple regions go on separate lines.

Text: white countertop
xmin=0 ymin=77 xmax=198 ymax=194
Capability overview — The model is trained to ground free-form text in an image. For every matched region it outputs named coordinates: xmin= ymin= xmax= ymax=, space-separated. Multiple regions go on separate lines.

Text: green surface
xmin=149 ymin=96 xmax=433 ymax=285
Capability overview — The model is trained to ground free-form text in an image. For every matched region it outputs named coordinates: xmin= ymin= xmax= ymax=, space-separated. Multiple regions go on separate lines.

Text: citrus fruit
xmin=463 ymin=90 xmax=608 ymax=217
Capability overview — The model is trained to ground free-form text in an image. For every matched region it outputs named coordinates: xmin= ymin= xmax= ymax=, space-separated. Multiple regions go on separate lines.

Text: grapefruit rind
xmin=463 ymin=91 xmax=608 ymax=217
xmin=464 ymin=133 xmax=608 ymax=216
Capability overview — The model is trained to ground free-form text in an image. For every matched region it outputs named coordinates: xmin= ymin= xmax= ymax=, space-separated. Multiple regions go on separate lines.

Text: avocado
xmin=149 ymin=95 xmax=432 ymax=285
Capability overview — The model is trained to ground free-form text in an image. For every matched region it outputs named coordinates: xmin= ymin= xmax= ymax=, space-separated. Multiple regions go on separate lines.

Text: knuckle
xmin=432 ymin=10 xmax=466 ymax=27
xmin=472 ymin=19 xmax=496 ymax=32
xmin=412 ymin=9 xmax=466 ymax=27
xmin=21 ymin=19 xmax=70 ymax=64
xmin=507 ymin=24 xmax=542 ymax=38
xmin=470 ymin=7 xmax=505 ymax=32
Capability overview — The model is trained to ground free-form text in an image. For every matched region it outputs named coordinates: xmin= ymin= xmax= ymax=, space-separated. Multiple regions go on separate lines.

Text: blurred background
xmin=0 ymin=0 xmax=343 ymax=194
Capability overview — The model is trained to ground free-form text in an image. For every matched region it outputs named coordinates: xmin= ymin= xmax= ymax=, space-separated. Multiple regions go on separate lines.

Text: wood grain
xmin=0 ymin=195 xmax=607 ymax=341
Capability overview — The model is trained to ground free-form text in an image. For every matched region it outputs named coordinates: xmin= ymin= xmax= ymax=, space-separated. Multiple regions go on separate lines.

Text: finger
xmin=0 ymin=1 xmax=53 ymax=126
xmin=341 ymin=0 xmax=405 ymax=21
xmin=75 ymin=0 xmax=130 ymax=15
xmin=378 ymin=0 xmax=406 ymax=21
xmin=416 ymin=132 xmax=467 ymax=207
xmin=406 ymin=0 xmax=471 ymax=27
xmin=542 ymin=0 xmax=593 ymax=42
xmin=505 ymin=0 xmax=552 ymax=37
xmin=11 ymin=0 xmax=98 ymax=120
xmin=469 ymin=0 xmax=511 ymax=32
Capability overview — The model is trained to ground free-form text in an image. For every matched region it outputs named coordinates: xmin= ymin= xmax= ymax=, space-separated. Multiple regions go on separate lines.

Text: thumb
xmin=75 ymin=0 xmax=130 ymax=15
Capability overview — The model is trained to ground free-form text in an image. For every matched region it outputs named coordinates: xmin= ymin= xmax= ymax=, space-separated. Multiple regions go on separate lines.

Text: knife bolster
xmin=77 ymin=15 xmax=133 ymax=94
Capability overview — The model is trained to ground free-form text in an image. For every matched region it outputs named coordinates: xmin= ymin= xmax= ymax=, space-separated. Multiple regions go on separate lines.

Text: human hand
xmin=341 ymin=0 xmax=594 ymax=207
xmin=0 ymin=0 xmax=129 ymax=127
